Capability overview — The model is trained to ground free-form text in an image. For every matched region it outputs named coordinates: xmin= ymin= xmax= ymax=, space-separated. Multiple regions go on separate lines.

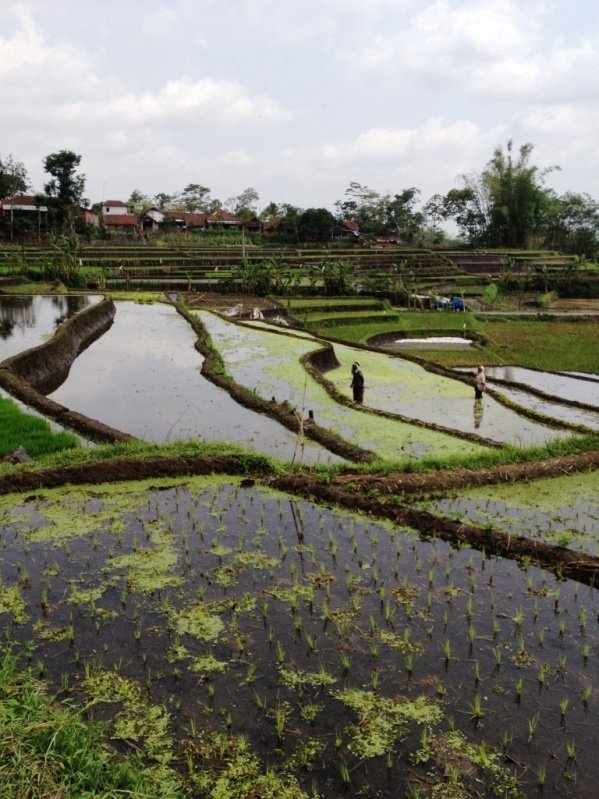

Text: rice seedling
xmin=515 ymin=677 xmax=524 ymax=702
xmin=536 ymin=764 xmax=546 ymax=788
xmin=528 ymin=713 xmax=540 ymax=742
xmin=469 ymin=694 xmax=484 ymax=724
xmin=339 ymin=760 xmax=351 ymax=787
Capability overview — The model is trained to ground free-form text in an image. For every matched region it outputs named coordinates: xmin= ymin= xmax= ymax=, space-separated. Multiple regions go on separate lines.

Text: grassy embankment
xmin=300 ymin=308 xmax=599 ymax=372
xmin=0 ymin=648 xmax=179 ymax=799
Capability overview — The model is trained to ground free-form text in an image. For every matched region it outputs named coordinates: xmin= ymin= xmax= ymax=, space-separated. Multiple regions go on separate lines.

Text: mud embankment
xmin=0 ymin=451 xmax=597 ymax=586
xmin=0 ymin=298 xmax=134 ymax=444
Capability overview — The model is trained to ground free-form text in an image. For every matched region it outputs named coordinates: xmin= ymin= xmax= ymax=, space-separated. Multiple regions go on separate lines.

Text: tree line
xmin=2 ymin=142 xmax=599 ymax=257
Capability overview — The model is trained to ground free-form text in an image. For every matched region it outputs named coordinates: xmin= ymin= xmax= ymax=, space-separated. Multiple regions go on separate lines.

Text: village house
xmin=0 ymin=195 xmax=48 ymax=236
xmin=100 ymin=200 xmax=139 ymax=235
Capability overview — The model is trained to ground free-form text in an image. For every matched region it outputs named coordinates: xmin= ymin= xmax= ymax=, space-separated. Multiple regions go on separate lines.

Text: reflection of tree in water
xmin=52 ymin=295 xmax=91 ymax=327
xmin=473 ymin=398 xmax=484 ymax=429
xmin=0 ymin=295 xmax=92 ymax=342
xmin=0 ymin=297 xmax=34 ymax=337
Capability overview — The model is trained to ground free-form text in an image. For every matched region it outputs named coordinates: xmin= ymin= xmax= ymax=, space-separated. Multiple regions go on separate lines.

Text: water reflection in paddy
xmin=482 ymin=366 xmax=599 ymax=407
xmin=48 ymin=302 xmax=342 ymax=464
xmin=493 ymin=384 xmax=599 ymax=431
xmin=0 ymin=294 xmax=101 ymax=360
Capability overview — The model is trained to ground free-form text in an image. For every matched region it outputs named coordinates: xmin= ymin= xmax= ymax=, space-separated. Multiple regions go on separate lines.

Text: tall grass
xmin=0 ymin=398 xmax=79 ymax=459
xmin=0 ymin=647 xmax=181 ymax=798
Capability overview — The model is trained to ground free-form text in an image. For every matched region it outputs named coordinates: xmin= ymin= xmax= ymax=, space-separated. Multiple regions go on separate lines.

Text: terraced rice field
xmin=0 ymin=475 xmax=597 ymax=798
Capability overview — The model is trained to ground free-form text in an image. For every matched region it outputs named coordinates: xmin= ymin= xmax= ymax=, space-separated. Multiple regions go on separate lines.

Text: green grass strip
xmin=0 ymin=397 xmax=79 ymax=459
xmin=0 ymin=646 xmax=183 ymax=798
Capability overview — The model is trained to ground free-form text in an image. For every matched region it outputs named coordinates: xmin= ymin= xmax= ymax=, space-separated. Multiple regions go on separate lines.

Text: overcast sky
xmin=2 ymin=0 xmax=599 ymax=213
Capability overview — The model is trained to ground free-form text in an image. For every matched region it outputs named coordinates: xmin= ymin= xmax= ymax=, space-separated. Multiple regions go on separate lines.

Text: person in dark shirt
xmin=350 ymin=362 xmax=364 ymax=403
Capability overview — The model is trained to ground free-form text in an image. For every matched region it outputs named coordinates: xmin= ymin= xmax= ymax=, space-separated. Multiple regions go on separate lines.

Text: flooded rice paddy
xmin=414 ymin=471 xmax=599 ymax=555
xmin=47 ymin=302 xmax=340 ymax=465
xmin=490 ymin=385 xmax=599 ymax=431
xmin=477 ymin=367 xmax=599 ymax=408
xmin=326 ymin=343 xmax=571 ymax=447
xmin=197 ymin=313 xmax=487 ymax=461
xmin=0 ymin=294 xmax=101 ymax=360
xmin=238 ymin=318 xmax=571 ymax=448
xmin=0 ymin=475 xmax=597 ymax=798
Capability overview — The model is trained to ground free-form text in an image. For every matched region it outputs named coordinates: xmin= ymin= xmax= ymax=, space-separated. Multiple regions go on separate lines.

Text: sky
xmin=2 ymin=0 xmax=599 ymax=214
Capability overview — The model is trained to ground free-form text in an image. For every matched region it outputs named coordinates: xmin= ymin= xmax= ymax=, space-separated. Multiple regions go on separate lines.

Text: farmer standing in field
xmin=474 ymin=364 xmax=486 ymax=399
xmin=351 ymin=362 xmax=364 ymax=403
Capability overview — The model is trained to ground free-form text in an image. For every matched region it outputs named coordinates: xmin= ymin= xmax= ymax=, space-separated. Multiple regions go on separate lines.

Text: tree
xmin=260 ymin=201 xmax=281 ymax=221
xmin=0 ymin=154 xmax=29 ymax=200
xmin=483 ymin=140 xmax=557 ymax=248
xmin=152 ymin=192 xmax=174 ymax=210
xmin=178 ymin=183 xmax=212 ymax=212
xmin=0 ymin=154 xmax=30 ymax=240
xmin=297 ymin=208 xmax=336 ymax=243
xmin=441 ymin=184 xmax=489 ymax=245
xmin=385 ymin=188 xmax=423 ymax=241
xmin=42 ymin=150 xmax=86 ymax=233
xmin=543 ymin=191 xmax=599 ymax=259
xmin=335 ymin=182 xmax=387 ymax=236
xmin=227 ymin=187 xmax=260 ymax=216
xmin=127 ymin=190 xmax=151 ymax=214
xmin=421 ymin=194 xmax=447 ymax=244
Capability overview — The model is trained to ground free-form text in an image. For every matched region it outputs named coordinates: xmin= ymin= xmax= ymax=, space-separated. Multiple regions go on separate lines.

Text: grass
xmin=319 ymin=432 xmax=599 ymax=478
xmin=0 ymin=646 xmax=182 ymax=798
xmin=0 ymin=397 xmax=79 ymax=459
xmin=307 ymin=311 xmax=482 ymax=346
xmin=478 ymin=318 xmax=599 ymax=373
xmin=0 ymin=436 xmax=280 ymax=477
xmin=0 ymin=281 xmax=67 ymax=295
xmin=304 ymin=310 xmax=599 ymax=373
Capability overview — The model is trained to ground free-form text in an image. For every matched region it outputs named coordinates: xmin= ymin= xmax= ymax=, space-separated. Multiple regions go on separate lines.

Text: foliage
xmin=0 ymin=647 xmax=179 ymax=798
xmin=42 ymin=150 xmax=87 ymax=234
xmin=0 ymin=153 xmax=29 ymax=201
xmin=46 ymin=231 xmax=82 ymax=285
xmin=335 ymin=181 xmax=425 ymax=240
xmin=543 ymin=191 xmax=599 ymax=259
xmin=297 ymin=207 xmax=337 ymax=242
xmin=0 ymin=397 xmax=78 ymax=459
xmin=442 ymin=141 xmax=557 ymax=249
xmin=484 ymin=140 xmax=557 ymax=248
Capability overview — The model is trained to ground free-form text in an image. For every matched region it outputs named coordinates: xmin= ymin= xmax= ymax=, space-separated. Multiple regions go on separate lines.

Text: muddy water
xmin=1 ymin=476 xmax=597 ymax=798
xmin=48 ymin=301 xmax=342 ymax=464
xmin=0 ymin=294 xmax=101 ymax=360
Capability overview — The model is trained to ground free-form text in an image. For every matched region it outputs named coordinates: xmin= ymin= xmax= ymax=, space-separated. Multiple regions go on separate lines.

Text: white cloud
xmin=2 ymin=0 xmax=598 ymax=208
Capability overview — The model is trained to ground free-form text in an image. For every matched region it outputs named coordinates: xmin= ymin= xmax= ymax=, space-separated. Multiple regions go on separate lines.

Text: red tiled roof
xmin=103 ymin=200 xmax=128 ymax=207
xmin=2 ymin=195 xmax=44 ymax=206
xmin=102 ymin=214 xmax=138 ymax=226
xmin=206 ymin=210 xmax=243 ymax=224
xmin=183 ymin=212 xmax=208 ymax=226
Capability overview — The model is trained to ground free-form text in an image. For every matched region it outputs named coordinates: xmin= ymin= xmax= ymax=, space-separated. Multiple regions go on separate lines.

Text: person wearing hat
xmin=474 ymin=364 xmax=486 ymax=399
xmin=350 ymin=362 xmax=364 ymax=403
